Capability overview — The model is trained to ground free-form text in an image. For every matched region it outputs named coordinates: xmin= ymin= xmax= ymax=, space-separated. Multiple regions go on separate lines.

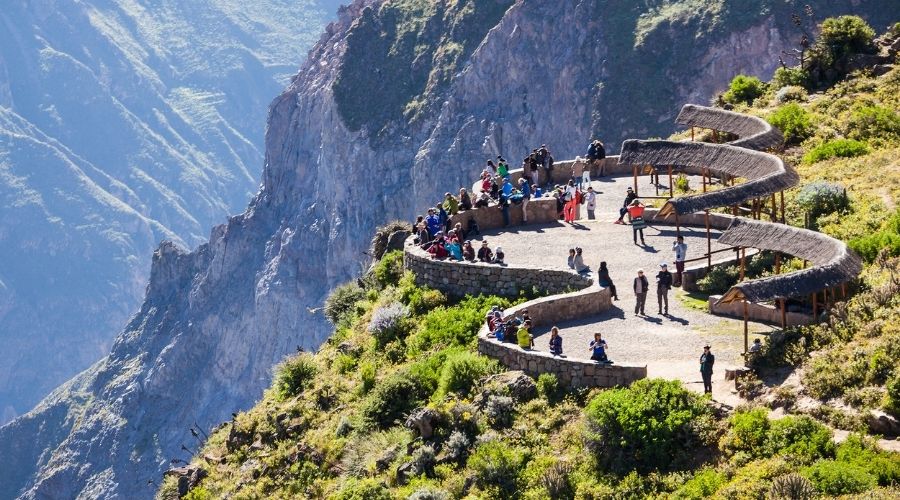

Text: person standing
xmin=656 ymin=263 xmax=673 ymax=315
xmin=518 ymin=178 xmax=531 ymax=222
xmin=497 ymin=157 xmax=510 ymax=179
xmin=563 ymin=180 xmax=577 ymax=223
xmin=673 ymin=235 xmax=687 ymax=287
xmin=633 ymin=269 xmax=649 ymax=315
xmin=572 ymin=157 xmax=585 ymax=188
xmin=584 ymin=186 xmax=597 ymax=220
xmin=628 ymin=200 xmax=647 ymax=245
xmin=700 ymin=345 xmax=715 ymax=394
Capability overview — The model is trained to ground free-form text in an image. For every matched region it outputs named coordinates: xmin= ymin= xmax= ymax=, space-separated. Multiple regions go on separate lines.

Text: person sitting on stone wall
xmin=427 ymin=236 xmax=448 ymax=259
xmin=452 ymin=222 xmax=466 ymax=242
xmin=615 ymin=187 xmax=638 ymax=224
xmin=493 ymin=246 xmax=505 ymax=265
xmin=480 ymin=171 xmax=492 ymax=194
xmin=504 ymin=321 xmax=518 ymax=344
xmin=589 ymin=333 xmax=609 ymax=363
xmin=587 ymin=139 xmax=607 ymax=176
xmin=446 ymin=238 xmax=463 ymax=261
xmin=459 ymin=188 xmax=472 ymax=211
xmin=490 ymin=176 xmax=500 ymax=200
xmin=415 ymin=222 xmax=431 ymax=248
xmin=549 ymin=327 xmax=564 ymax=356
xmin=475 ymin=191 xmax=490 ymax=208
xmin=436 ymin=203 xmax=451 ymax=232
xmin=443 ymin=192 xmax=459 ymax=216
xmin=574 ymin=247 xmax=590 ymax=274
xmin=567 ymin=248 xmax=576 ymax=269
xmin=497 ymin=157 xmax=510 ymax=179
xmin=597 ymin=261 xmax=618 ymax=301
xmin=489 ymin=320 xmax=506 ymax=342
xmin=477 ymin=240 xmax=494 ymax=262
xmin=462 ymin=240 xmax=476 ymax=261
xmin=486 ymin=159 xmax=497 ymax=177
xmin=517 ymin=319 xmax=534 ymax=349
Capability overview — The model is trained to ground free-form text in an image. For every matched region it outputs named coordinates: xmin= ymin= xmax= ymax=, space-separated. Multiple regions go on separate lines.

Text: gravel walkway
xmin=472 ymin=174 xmax=776 ymax=402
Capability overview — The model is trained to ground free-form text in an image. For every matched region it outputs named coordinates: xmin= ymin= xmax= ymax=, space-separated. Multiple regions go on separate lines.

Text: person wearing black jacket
xmin=656 ymin=263 xmax=673 ymax=315
xmin=700 ymin=345 xmax=715 ymax=394
xmin=615 ymin=187 xmax=638 ymax=224
xmin=633 ymin=269 xmax=649 ymax=315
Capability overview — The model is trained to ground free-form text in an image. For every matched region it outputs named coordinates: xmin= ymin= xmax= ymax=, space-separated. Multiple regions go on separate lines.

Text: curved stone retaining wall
xmin=404 ymin=240 xmax=592 ymax=298
xmin=477 ymin=286 xmax=647 ymax=388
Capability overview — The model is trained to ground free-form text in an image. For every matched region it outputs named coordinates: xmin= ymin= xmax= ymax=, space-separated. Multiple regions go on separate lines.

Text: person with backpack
xmin=628 ymin=199 xmax=647 ymax=245
xmin=499 ymin=191 xmax=511 ymax=227
xmin=563 ymin=180 xmax=577 ymax=223
xmin=443 ymin=192 xmax=459 ymax=215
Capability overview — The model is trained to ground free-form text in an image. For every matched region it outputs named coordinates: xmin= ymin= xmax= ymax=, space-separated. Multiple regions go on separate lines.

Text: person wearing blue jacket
xmin=424 ymin=208 xmax=441 ymax=237
xmin=518 ymin=178 xmax=532 ymax=222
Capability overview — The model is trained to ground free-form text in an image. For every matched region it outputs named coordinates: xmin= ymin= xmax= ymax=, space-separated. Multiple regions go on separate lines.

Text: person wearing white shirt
xmin=673 ymin=235 xmax=687 ymax=286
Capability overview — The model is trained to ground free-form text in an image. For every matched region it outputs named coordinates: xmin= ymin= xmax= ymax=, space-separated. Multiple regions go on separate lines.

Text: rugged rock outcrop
xmin=2 ymin=0 xmax=895 ymax=498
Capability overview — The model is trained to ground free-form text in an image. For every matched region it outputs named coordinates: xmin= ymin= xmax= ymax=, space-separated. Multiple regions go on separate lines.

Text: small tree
xmin=767 ymin=103 xmax=814 ymax=145
xmin=722 ymin=75 xmax=766 ymax=105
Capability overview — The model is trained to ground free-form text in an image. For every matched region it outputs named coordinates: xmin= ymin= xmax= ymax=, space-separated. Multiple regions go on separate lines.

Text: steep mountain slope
xmin=2 ymin=1 xmax=896 ymax=499
xmin=0 ymin=0 xmax=342 ymax=423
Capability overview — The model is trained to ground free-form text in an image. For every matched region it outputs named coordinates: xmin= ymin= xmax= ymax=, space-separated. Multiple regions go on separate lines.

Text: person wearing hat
xmin=462 ymin=240 xmax=476 ymax=261
xmin=493 ymin=246 xmax=505 ymax=264
xmin=633 ymin=269 xmax=649 ymax=315
xmin=615 ymin=187 xmax=638 ymax=224
xmin=700 ymin=345 xmax=715 ymax=394
xmin=477 ymin=240 xmax=494 ymax=262
xmin=656 ymin=263 xmax=673 ymax=315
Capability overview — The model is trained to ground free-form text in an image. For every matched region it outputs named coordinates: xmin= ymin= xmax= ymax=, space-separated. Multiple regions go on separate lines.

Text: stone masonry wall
xmin=404 ymin=241 xmax=592 ymax=298
xmin=477 ymin=286 xmax=647 ymax=388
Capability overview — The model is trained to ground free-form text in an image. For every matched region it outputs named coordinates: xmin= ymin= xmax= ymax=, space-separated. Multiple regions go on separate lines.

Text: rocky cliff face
xmin=0 ymin=0 xmax=342 ymax=423
xmin=2 ymin=0 xmax=895 ymax=498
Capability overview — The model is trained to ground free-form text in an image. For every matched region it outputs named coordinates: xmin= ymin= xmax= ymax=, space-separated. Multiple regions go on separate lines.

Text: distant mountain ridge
xmin=1 ymin=1 xmax=896 ymax=499
xmin=0 ymin=0 xmax=343 ymax=423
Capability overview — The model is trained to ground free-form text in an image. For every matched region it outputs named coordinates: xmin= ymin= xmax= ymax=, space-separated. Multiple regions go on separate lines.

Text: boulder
xmin=866 ymin=409 xmax=900 ymax=437
xmin=405 ymin=407 xmax=442 ymax=439
xmin=482 ymin=370 xmax=537 ymax=402
xmin=164 ymin=465 xmax=208 ymax=497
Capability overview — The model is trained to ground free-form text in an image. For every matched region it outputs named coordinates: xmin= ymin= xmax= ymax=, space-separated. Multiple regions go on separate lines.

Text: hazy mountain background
xmin=0 ymin=0 xmax=343 ymax=424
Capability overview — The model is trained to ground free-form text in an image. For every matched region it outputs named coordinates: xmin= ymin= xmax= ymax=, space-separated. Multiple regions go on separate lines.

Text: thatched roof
xmin=618 ymin=140 xmax=799 ymax=216
xmin=716 ymin=218 xmax=862 ymax=303
xmin=675 ymin=104 xmax=784 ymax=151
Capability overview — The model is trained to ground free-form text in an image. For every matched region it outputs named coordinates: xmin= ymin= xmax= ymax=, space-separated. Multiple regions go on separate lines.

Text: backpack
xmin=576 ymin=189 xmax=584 ymax=205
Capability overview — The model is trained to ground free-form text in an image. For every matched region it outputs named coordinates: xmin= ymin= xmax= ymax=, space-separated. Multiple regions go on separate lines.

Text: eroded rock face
xmin=2 ymin=1 xmax=895 ymax=498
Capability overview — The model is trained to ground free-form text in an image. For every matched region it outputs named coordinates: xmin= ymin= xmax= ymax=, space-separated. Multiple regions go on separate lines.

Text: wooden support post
xmin=739 ymin=247 xmax=746 ymax=281
xmin=812 ymin=292 xmax=818 ymax=321
xmin=702 ymin=168 xmax=707 ymax=192
xmin=713 ymin=129 xmax=719 ymax=143
xmin=633 ymin=165 xmax=638 ymax=197
xmin=780 ymin=191 xmax=786 ymax=224
xmin=674 ymin=212 xmax=681 ymax=237
xmin=780 ymin=299 xmax=787 ymax=329
xmin=655 ymin=168 xmax=660 ymax=196
xmin=668 ymin=165 xmax=674 ymax=198
xmin=705 ymin=210 xmax=712 ymax=269
xmin=691 ymin=126 xmax=695 ymax=142
xmin=743 ymin=301 xmax=749 ymax=357
xmin=771 ymin=193 xmax=777 ymax=222
xmin=775 ymin=252 xmax=781 ymax=274
xmin=841 ymin=282 xmax=847 ymax=299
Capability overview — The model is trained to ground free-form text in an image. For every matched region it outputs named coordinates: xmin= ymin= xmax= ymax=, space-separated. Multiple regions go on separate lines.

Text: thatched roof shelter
xmin=675 ymin=104 xmax=784 ymax=151
xmin=618 ymin=140 xmax=799 ymax=216
xmin=716 ymin=218 xmax=862 ymax=304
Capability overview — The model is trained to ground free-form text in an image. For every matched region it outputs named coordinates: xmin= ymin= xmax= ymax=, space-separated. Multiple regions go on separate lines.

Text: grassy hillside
xmin=161 ymin=16 xmax=900 ymax=500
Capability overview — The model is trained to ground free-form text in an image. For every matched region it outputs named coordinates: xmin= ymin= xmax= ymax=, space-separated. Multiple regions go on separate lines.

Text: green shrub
xmin=847 ymin=104 xmax=900 ymax=142
xmin=886 ymin=372 xmax=900 ymax=416
xmin=360 ymin=370 xmax=428 ymax=428
xmin=836 ymin=434 xmax=900 ymax=485
xmin=849 ymin=209 xmax=900 ymax=262
xmin=584 ymin=378 xmax=715 ymax=474
xmin=772 ymin=67 xmax=809 ymax=89
xmin=333 ymin=478 xmax=392 ymax=500
xmin=767 ymin=103 xmax=814 ymax=145
xmin=359 ymin=360 xmax=376 ymax=393
xmin=719 ymin=407 xmax=770 ymax=458
xmin=775 ymin=85 xmax=808 ymax=104
xmin=722 ymin=75 xmax=766 ymax=105
xmin=802 ymin=139 xmax=868 ymax=164
xmin=468 ymin=440 xmax=526 ymax=496
xmin=696 ymin=265 xmax=740 ymax=295
xmin=795 ymin=181 xmax=849 ymax=228
xmin=765 ymin=415 xmax=834 ymax=463
xmin=273 ymin=353 xmax=318 ymax=400
xmin=407 ymin=295 xmax=510 ymax=355
xmin=182 ymin=486 xmax=212 ymax=500
xmin=397 ymin=273 xmax=447 ymax=315
xmin=372 ymin=250 xmax=405 ymax=289
xmin=325 ymin=283 xmax=367 ymax=324
xmin=435 ymin=351 xmax=498 ymax=399
xmin=670 ymin=468 xmax=725 ymax=499
xmin=803 ymin=459 xmax=876 ymax=495
xmin=674 ymin=173 xmax=690 ymax=193
xmin=536 ymin=373 xmax=561 ymax=402
xmin=816 ymin=15 xmax=876 ymax=61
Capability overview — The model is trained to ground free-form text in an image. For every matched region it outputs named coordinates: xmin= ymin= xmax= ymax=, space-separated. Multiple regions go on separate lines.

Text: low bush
xmin=765 ymin=415 xmax=834 ymax=463
xmin=360 ymin=370 xmax=428 ymax=428
xmin=795 ymin=181 xmax=849 ymax=229
xmin=536 ymin=373 xmax=561 ymax=402
xmin=767 ymin=103 xmax=814 ymax=144
xmin=584 ymin=379 xmax=715 ymax=474
xmin=772 ymin=66 xmax=810 ymax=89
xmin=719 ymin=407 xmax=770 ymax=458
xmin=846 ymin=104 xmax=900 ymax=143
xmin=695 ymin=265 xmax=739 ymax=295
xmin=273 ymin=353 xmax=317 ymax=400
xmin=802 ymin=139 xmax=868 ymax=164
xmin=803 ymin=459 xmax=876 ymax=496
xmin=435 ymin=351 xmax=498 ymax=399
xmin=372 ymin=250 xmax=405 ymax=289
xmin=849 ymin=209 xmax=900 ymax=262
xmin=407 ymin=295 xmax=510 ymax=355
xmin=670 ymin=468 xmax=725 ymax=499
xmin=836 ymin=434 xmax=900 ymax=486
xmin=333 ymin=478 xmax=392 ymax=500
xmin=443 ymin=430 xmax=470 ymax=462
xmin=368 ymin=302 xmax=409 ymax=347
xmin=397 ymin=273 xmax=446 ymax=315
xmin=484 ymin=395 xmax=514 ymax=427
xmin=886 ymin=372 xmax=900 ymax=416
xmin=674 ymin=173 xmax=690 ymax=193
xmin=768 ymin=473 xmax=816 ymax=500
xmin=775 ymin=85 xmax=808 ymax=104
xmin=325 ymin=283 xmax=367 ymax=324
xmin=467 ymin=440 xmax=526 ymax=496
xmin=722 ymin=75 xmax=766 ymax=105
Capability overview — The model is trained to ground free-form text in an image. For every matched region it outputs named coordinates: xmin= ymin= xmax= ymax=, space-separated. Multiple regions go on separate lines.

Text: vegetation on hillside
xmin=162 ymin=14 xmax=900 ymax=500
